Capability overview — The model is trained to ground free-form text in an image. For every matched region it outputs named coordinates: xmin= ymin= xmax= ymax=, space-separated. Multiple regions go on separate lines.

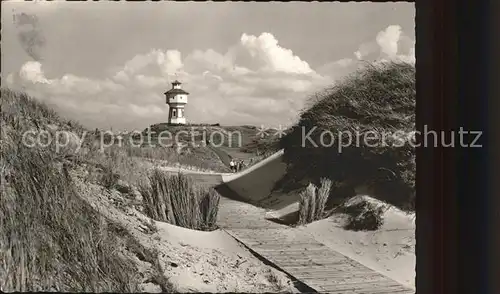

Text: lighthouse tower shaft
xmin=164 ymin=80 xmax=189 ymax=125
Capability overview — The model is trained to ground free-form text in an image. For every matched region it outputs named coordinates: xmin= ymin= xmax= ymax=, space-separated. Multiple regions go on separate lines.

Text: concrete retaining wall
xmin=220 ymin=150 xmax=287 ymax=203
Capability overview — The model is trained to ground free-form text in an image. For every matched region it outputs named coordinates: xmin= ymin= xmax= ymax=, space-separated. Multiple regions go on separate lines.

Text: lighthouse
xmin=164 ymin=80 xmax=189 ymax=125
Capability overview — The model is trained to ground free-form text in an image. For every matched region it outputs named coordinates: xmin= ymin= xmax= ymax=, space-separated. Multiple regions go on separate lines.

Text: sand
xmin=213 ymin=150 xmax=415 ymax=289
xmin=225 ymin=164 xmax=415 ymax=290
xmin=153 ymin=221 xmax=296 ymax=293
xmin=70 ymin=165 xmax=298 ymax=293
xmin=300 ymin=195 xmax=416 ymax=289
xmin=69 ymin=147 xmax=415 ymax=292
xmin=160 ymin=148 xmax=416 ymax=291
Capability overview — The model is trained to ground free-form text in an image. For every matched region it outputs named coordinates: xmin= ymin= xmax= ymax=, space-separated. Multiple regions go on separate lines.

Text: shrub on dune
xmin=279 ymin=61 xmax=415 ymax=211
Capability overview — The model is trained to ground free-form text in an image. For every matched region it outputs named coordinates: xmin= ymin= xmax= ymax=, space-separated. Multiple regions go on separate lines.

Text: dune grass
xmin=1 ymin=89 xmax=139 ymax=292
xmin=139 ymin=169 xmax=220 ymax=231
xmin=297 ymin=178 xmax=333 ymax=225
xmin=0 ymin=88 xmax=222 ymax=292
xmin=280 ymin=61 xmax=416 ymax=213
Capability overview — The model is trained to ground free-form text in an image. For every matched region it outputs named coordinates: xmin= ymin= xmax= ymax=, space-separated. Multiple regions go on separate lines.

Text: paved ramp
xmin=164 ymin=151 xmax=414 ymax=293
xmin=220 ymin=149 xmax=287 ymax=204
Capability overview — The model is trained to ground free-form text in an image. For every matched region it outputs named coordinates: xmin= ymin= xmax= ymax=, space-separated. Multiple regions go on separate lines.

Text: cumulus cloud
xmin=6 ymin=28 xmax=414 ymax=130
xmin=113 ymin=49 xmax=184 ymax=83
xmin=354 ymin=25 xmax=415 ymax=63
xmin=19 ymin=61 xmax=50 ymax=84
xmin=354 ymin=41 xmax=380 ymax=61
xmin=236 ymin=33 xmax=313 ymax=74
xmin=184 ymin=49 xmax=230 ymax=73
xmin=376 ymin=25 xmax=402 ymax=57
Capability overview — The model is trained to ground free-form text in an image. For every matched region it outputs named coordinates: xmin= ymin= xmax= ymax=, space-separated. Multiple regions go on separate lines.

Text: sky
xmin=1 ymin=1 xmax=415 ymax=131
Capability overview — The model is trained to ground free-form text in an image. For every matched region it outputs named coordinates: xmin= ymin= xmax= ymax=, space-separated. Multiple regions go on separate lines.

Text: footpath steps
xmin=217 ymin=197 xmax=414 ymax=294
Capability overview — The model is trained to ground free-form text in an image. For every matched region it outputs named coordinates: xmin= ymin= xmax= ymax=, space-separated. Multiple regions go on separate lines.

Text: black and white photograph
xmin=1 ymin=1 xmax=416 ymax=293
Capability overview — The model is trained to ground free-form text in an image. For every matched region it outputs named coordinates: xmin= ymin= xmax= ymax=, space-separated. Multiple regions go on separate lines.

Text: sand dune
xmin=158 ymin=149 xmax=416 ymax=290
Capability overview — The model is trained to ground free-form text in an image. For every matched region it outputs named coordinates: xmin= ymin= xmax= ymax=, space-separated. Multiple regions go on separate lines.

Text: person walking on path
xmin=229 ymin=159 xmax=235 ymax=172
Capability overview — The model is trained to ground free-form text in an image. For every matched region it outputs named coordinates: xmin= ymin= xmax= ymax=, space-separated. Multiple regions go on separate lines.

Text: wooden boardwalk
xmin=217 ymin=197 xmax=414 ymax=294
xmin=175 ymin=171 xmax=414 ymax=293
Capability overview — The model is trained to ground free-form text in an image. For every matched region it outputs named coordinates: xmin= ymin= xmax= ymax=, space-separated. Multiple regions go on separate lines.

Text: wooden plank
xmin=292 ymin=271 xmax=385 ymax=280
xmin=271 ymin=261 xmax=352 ymax=269
xmin=316 ymin=279 xmax=409 ymax=289
xmin=248 ymin=240 xmax=326 ymax=247
xmin=255 ymin=248 xmax=338 ymax=256
xmin=315 ymin=280 xmax=400 ymax=289
xmin=228 ymin=230 xmax=307 ymax=239
xmin=228 ymin=230 xmax=294 ymax=237
xmin=267 ymin=259 xmax=350 ymax=269
xmin=288 ymin=270 xmax=379 ymax=280
xmin=273 ymin=262 xmax=352 ymax=270
xmin=317 ymin=286 xmax=406 ymax=292
xmin=295 ymin=266 xmax=381 ymax=275
xmin=290 ymin=267 xmax=376 ymax=280
xmin=222 ymin=225 xmax=279 ymax=230
xmin=284 ymin=263 xmax=363 ymax=270
xmin=217 ymin=197 xmax=413 ymax=294
xmin=237 ymin=235 xmax=326 ymax=243
xmin=259 ymin=248 xmax=345 ymax=256
xmin=354 ymin=288 xmax=414 ymax=294
xmin=319 ymin=283 xmax=413 ymax=294
xmin=309 ymin=278 xmax=395 ymax=288
xmin=257 ymin=249 xmax=348 ymax=263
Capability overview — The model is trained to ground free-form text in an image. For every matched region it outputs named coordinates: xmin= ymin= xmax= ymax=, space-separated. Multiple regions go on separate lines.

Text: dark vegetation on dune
xmin=240 ymin=132 xmax=281 ymax=156
xmin=279 ymin=61 xmax=416 ymax=213
xmin=0 ymin=89 xmax=220 ymax=292
xmin=1 ymin=89 xmax=139 ymax=292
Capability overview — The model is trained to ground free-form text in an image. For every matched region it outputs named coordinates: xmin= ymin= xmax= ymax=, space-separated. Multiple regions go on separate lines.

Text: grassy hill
xmin=1 ymin=89 xmax=142 ymax=292
xmin=145 ymin=123 xmax=271 ymax=150
xmin=0 ymin=88 xmax=294 ymax=292
xmin=278 ymin=61 xmax=416 ymax=212
xmin=142 ymin=122 xmax=282 ymax=168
